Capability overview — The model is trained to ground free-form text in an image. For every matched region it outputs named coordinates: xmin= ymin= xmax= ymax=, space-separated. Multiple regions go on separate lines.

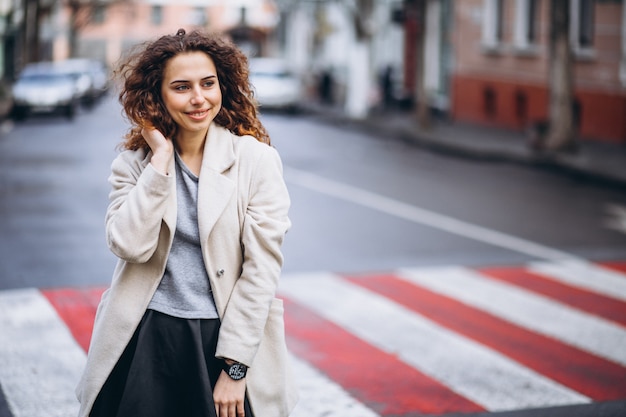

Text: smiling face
xmin=161 ymin=51 xmax=222 ymax=142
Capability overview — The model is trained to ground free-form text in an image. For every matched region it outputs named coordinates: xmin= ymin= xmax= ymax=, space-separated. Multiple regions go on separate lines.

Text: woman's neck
xmin=175 ymin=130 xmax=207 ymax=176
xmin=175 ymin=130 xmax=207 ymax=157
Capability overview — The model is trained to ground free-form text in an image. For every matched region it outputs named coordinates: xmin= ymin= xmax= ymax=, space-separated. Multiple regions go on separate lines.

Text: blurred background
xmin=0 ymin=0 xmax=624 ymax=147
xmin=1 ymin=2 xmax=626 ymax=417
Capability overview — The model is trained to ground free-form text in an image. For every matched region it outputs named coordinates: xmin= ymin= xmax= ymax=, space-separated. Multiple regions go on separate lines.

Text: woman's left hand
xmin=213 ymin=371 xmax=247 ymax=417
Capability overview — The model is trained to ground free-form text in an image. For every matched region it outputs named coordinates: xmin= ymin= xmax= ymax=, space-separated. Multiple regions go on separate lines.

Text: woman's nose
xmin=190 ymin=86 xmax=204 ymax=104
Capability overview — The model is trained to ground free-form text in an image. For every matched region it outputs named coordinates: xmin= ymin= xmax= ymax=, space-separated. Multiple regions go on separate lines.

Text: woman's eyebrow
xmin=169 ymin=74 xmax=217 ymax=85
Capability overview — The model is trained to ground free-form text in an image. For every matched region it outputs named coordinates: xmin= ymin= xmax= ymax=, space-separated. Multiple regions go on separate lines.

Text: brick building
xmin=449 ymin=0 xmax=625 ymax=144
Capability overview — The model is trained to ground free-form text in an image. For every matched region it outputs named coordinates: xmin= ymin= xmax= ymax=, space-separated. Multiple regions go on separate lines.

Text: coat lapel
xmin=162 ymin=154 xmax=177 ymax=232
xmin=197 ymin=123 xmax=236 ymax=243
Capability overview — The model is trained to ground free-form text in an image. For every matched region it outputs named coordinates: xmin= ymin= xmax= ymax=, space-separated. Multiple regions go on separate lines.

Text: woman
xmin=76 ymin=28 xmax=298 ymax=417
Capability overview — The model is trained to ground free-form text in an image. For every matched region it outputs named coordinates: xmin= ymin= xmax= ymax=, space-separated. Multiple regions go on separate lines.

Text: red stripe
xmin=600 ymin=261 xmax=626 ymax=276
xmin=478 ymin=266 xmax=626 ymax=327
xmin=346 ymin=274 xmax=626 ymax=401
xmin=42 ymin=287 xmax=106 ymax=352
xmin=283 ymin=297 xmax=484 ymax=416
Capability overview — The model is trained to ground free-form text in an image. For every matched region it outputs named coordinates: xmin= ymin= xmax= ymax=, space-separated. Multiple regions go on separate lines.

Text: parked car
xmin=12 ymin=62 xmax=80 ymax=120
xmin=55 ymin=58 xmax=109 ymax=105
xmin=52 ymin=59 xmax=108 ymax=107
xmin=249 ymin=58 xmax=303 ymax=112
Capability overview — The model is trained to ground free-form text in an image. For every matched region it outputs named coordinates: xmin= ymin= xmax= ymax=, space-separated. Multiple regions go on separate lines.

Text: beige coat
xmin=76 ymin=123 xmax=298 ymax=417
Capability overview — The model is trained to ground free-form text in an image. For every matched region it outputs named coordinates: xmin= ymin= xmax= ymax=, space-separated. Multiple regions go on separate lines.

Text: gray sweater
xmin=148 ymin=152 xmax=219 ymax=319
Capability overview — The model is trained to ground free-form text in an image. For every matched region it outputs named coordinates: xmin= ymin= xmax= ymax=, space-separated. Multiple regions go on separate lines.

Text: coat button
xmin=217 ymin=269 xmax=225 ymax=277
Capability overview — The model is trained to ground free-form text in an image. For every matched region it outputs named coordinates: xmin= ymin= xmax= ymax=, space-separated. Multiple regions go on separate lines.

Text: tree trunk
xmin=414 ymin=0 xmax=431 ymax=129
xmin=24 ymin=0 xmax=40 ymax=63
xmin=545 ymin=0 xmax=575 ymax=151
xmin=69 ymin=3 xmax=80 ymax=58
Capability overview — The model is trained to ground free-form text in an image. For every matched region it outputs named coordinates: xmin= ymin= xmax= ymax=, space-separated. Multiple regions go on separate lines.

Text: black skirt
xmin=90 ymin=309 xmax=254 ymax=417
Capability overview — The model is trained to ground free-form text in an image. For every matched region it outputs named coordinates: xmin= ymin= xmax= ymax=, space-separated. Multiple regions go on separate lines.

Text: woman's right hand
xmin=142 ymin=127 xmax=173 ymax=175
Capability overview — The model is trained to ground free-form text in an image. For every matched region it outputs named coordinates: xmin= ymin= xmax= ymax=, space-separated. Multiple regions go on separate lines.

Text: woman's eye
xmin=203 ymin=81 xmax=215 ymax=87
xmin=175 ymin=85 xmax=189 ymax=91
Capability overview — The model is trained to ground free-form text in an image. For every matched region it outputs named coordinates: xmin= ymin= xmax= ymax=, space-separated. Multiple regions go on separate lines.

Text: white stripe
xmin=279 ymin=273 xmax=589 ymax=412
xmin=284 ymin=167 xmax=580 ymax=262
xmin=398 ymin=266 xmax=626 ymax=366
xmin=0 ymin=289 xmax=86 ymax=417
xmin=0 ymin=287 xmax=379 ymax=417
xmin=288 ymin=354 xmax=380 ymax=417
xmin=529 ymin=259 xmax=626 ymax=302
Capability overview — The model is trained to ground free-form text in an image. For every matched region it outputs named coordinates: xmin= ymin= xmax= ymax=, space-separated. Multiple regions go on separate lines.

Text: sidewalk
xmin=301 ymin=103 xmax=626 ymax=188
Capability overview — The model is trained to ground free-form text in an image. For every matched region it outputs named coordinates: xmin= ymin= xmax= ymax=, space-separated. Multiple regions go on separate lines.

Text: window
xmin=91 ymin=5 xmax=105 ymax=25
xmin=513 ymin=0 xmax=539 ymax=52
xmin=482 ymin=0 xmax=505 ymax=50
xmin=526 ymin=0 xmax=538 ymax=43
xmin=570 ymin=0 xmax=595 ymax=55
xmin=151 ymin=6 xmax=163 ymax=26
xmin=577 ymin=0 xmax=594 ymax=47
xmin=495 ymin=0 xmax=504 ymax=41
xmin=188 ymin=7 xmax=207 ymax=26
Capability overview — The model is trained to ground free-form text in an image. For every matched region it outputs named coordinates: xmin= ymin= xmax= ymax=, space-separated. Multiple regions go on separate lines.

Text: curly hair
xmin=115 ymin=28 xmax=270 ymax=150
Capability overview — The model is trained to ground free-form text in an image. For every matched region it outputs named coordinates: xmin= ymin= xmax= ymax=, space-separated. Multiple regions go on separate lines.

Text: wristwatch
xmin=222 ymin=361 xmax=248 ymax=380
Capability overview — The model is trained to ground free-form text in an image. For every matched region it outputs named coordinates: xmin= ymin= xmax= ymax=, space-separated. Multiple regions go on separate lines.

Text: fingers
xmin=141 ymin=127 xmax=166 ymax=144
xmin=215 ymin=398 xmax=244 ymax=417
xmin=214 ymin=372 xmax=247 ymax=417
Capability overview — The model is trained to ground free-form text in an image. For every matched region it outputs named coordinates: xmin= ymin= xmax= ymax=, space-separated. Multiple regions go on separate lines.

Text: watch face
xmin=228 ymin=363 xmax=247 ymax=380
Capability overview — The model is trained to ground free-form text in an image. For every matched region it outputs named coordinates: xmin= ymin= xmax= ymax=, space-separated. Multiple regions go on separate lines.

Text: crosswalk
xmin=1 ymin=260 xmax=625 ymax=417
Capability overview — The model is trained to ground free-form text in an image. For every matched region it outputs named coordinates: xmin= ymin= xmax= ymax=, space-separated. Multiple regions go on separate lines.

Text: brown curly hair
xmin=116 ymin=28 xmax=270 ymax=150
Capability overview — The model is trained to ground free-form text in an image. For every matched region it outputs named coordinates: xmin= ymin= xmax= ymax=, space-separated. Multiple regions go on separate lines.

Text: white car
xmin=249 ymin=58 xmax=302 ymax=112
xmin=12 ymin=63 xmax=80 ymax=120
xmin=53 ymin=59 xmax=108 ymax=106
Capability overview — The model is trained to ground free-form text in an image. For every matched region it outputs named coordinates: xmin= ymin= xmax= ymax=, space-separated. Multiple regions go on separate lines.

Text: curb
xmin=299 ymin=105 xmax=626 ymax=188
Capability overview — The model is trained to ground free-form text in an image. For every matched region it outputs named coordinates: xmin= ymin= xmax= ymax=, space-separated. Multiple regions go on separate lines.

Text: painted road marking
xmin=604 ymin=203 xmax=626 ymax=235
xmin=529 ymin=259 xmax=626 ymax=302
xmin=283 ymin=296 xmax=483 ymax=415
xmin=398 ymin=266 xmax=626 ymax=366
xmin=284 ymin=167 xmax=580 ymax=262
xmin=279 ymin=272 xmax=590 ymax=412
xmin=1 ymin=261 xmax=625 ymax=416
xmin=346 ymin=273 xmax=626 ymax=401
xmin=0 ymin=288 xmax=84 ymax=417
xmin=479 ymin=265 xmax=626 ymax=326
xmin=288 ymin=353 xmax=381 ymax=417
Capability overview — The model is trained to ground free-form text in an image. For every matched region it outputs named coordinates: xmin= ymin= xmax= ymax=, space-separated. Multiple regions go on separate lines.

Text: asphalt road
xmin=1 ymin=95 xmax=625 ymax=417
xmin=2 ymin=96 xmax=626 ymax=290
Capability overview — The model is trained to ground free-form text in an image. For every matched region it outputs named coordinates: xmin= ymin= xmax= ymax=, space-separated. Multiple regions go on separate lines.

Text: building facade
xmin=6 ymin=0 xmax=624 ymax=144
xmin=49 ymin=0 xmax=280 ymax=67
xmin=450 ymin=0 xmax=626 ymax=143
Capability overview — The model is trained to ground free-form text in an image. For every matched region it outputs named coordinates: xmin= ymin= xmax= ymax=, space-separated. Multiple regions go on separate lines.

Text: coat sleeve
xmin=215 ymin=144 xmax=291 ymax=366
xmin=106 ymin=150 xmax=174 ymax=263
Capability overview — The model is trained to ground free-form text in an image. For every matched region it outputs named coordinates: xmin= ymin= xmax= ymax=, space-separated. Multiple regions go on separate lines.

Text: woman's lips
xmin=186 ymin=109 xmax=209 ymax=120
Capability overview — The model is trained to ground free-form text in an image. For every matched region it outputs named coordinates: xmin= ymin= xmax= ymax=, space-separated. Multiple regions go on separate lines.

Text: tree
xmin=23 ymin=0 xmax=55 ymax=63
xmin=67 ymin=0 xmax=98 ymax=58
xmin=65 ymin=0 xmax=127 ymax=58
xmin=544 ymin=0 xmax=576 ymax=151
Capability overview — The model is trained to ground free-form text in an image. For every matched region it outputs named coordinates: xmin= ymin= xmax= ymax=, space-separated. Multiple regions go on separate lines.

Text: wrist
xmin=150 ymin=152 xmax=171 ymax=175
xmin=222 ymin=360 xmax=247 ymax=380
